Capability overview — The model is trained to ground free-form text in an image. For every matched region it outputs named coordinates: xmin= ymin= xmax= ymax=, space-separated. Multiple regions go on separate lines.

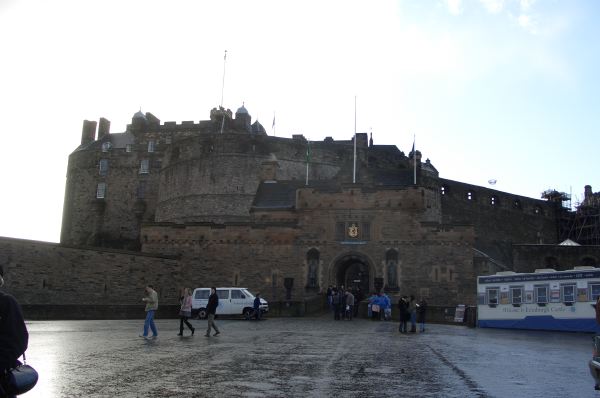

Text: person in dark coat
xmin=332 ymin=289 xmax=341 ymax=320
xmin=417 ymin=298 xmax=428 ymax=332
xmin=398 ymin=296 xmax=409 ymax=333
xmin=253 ymin=293 xmax=261 ymax=320
xmin=205 ymin=287 xmax=220 ymax=337
xmin=0 ymin=266 xmax=29 ymax=398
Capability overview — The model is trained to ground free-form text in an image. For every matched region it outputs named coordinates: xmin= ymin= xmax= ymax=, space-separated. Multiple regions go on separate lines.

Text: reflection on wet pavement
xmin=20 ymin=316 xmax=595 ymax=397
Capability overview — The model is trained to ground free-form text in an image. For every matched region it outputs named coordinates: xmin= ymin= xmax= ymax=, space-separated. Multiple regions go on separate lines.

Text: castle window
xmin=165 ymin=136 xmax=172 ymax=144
xmin=466 ymin=191 xmax=474 ymax=201
xmin=126 ymin=144 xmax=133 ymax=153
xmin=137 ymin=181 xmax=146 ymax=199
xmin=148 ymin=140 xmax=155 ymax=153
xmin=490 ymin=196 xmax=498 ymax=206
xmin=101 ymin=142 xmax=111 ymax=152
xmin=513 ymin=199 xmax=521 ymax=209
xmin=534 ymin=206 xmax=542 ymax=215
xmin=99 ymin=159 xmax=109 ymax=176
xmin=361 ymin=222 xmax=371 ymax=240
xmin=335 ymin=222 xmax=345 ymax=241
xmin=139 ymin=159 xmax=150 ymax=174
xmin=96 ymin=182 xmax=106 ymax=199
xmin=440 ymin=186 xmax=447 ymax=195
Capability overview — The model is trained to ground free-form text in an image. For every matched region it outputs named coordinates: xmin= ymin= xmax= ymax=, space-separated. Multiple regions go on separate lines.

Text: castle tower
xmin=234 ymin=103 xmax=251 ymax=132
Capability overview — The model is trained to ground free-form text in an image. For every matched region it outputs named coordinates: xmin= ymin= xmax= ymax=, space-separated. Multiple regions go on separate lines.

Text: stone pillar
xmin=81 ymin=120 xmax=97 ymax=145
xmin=98 ymin=118 xmax=111 ymax=140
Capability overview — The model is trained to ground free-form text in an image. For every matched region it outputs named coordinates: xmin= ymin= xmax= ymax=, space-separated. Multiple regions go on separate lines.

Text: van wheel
xmin=243 ymin=308 xmax=253 ymax=320
xmin=197 ymin=308 xmax=208 ymax=320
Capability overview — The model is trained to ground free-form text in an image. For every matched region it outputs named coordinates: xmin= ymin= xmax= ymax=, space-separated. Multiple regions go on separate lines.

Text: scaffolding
xmin=568 ymin=192 xmax=600 ymax=246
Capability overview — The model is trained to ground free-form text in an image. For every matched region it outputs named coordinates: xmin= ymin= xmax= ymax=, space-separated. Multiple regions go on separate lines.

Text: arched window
xmin=441 ymin=185 xmax=448 ymax=196
xmin=581 ymin=257 xmax=598 ymax=267
xmin=467 ymin=191 xmax=474 ymax=201
xmin=490 ymin=196 xmax=498 ymax=206
xmin=386 ymin=249 xmax=398 ymax=288
xmin=306 ymin=249 xmax=319 ymax=288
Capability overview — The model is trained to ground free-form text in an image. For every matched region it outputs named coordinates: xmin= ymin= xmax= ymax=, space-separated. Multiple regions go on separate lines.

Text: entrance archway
xmin=331 ymin=252 xmax=373 ymax=294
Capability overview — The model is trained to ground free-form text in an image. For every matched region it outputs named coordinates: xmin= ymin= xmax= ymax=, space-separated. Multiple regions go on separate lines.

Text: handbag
xmin=4 ymin=353 xmax=38 ymax=395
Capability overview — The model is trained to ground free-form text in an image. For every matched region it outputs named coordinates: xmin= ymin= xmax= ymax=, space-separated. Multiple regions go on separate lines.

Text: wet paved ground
xmin=20 ymin=315 xmax=596 ymax=397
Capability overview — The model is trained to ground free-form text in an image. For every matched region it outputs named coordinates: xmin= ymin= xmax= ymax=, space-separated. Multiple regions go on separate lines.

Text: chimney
xmin=98 ymin=118 xmax=111 ymax=140
xmin=81 ymin=120 xmax=97 ymax=145
xmin=585 ymin=185 xmax=593 ymax=202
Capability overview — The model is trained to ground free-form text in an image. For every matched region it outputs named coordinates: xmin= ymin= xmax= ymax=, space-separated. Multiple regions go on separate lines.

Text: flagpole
xmin=413 ymin=134 xmax=417 ymax=185
xmin=305 ymin=141 xmax=310 ymax=186
xmin=220 ymin=50 xmax=227 ymax=134
xmin=353 ymin=95 xmax=357 ymax=184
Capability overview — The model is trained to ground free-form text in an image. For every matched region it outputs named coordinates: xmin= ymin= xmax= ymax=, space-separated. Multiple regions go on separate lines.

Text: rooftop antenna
xmin=353 ymin=95 xmax=357 ymax=184
xmin=220 ymin=50 xmax=227 ymax=134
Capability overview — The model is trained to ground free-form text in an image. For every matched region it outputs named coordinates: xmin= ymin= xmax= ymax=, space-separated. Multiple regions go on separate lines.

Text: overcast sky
xmin=0 ymin=0 xmax=598 ymax=243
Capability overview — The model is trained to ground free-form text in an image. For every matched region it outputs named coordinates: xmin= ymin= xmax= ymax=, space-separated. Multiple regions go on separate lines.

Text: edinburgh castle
xmin=1 ymin=105 xmax=599 ymax=319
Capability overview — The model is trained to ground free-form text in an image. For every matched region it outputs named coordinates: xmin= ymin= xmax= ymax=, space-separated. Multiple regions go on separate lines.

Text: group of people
xmin=140 ymin=285 xmax=222 ymax=339
xmin=368 ymin=292 xmax=393 ymax=320
xmin=327 ymin=285 xmax=363 ymax=320
xmin=398 ymin=295 xmax=428 ymax=333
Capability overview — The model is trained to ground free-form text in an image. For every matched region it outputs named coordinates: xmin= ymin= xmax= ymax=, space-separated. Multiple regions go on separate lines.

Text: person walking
xmin=141 ymin=285 xmax=158 ymax=339
xmin=345 ymin=290 xmax=355 ymax=320
xmin=417 ymin=298 xmax=428 ymax=332
xmin=398 ymin=296 xmax=409 ymax=333
xmin=353 ymin=287 xmax=362 ymax=318
xmin=206 ymin=287 xmax=220 ymax=337
xmin=409 ymin=295 xmax=417 ymax=333
xmin=0 ymin=266 xmax=30 ymax=398
xmin=253 ymin=293 xmax=261 ymax=320
xmin=326 ymin=285 xmax=333 ymax=311
xmin=178 ymin=288 xmax=194 ymax=336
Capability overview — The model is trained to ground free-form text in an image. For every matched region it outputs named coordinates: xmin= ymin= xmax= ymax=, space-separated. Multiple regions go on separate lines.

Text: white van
xmin=191 ymin=287 xmax=269 ymax=319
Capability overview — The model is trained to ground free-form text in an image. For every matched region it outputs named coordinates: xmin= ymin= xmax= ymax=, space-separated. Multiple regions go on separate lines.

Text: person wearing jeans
xmin=141 ymin=285 xmax=158 ymax=338
xmin=205 ymin=287 xmax=220 ymax=337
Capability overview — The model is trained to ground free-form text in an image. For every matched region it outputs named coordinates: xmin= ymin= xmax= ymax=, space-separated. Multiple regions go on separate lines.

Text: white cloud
xmin=479 ymin=0 xmax=505 ymax=14
xmin=520 ymin=0 xmax=536 ymax=12
xmin=445 ymin=0 xmax=463 ymax=15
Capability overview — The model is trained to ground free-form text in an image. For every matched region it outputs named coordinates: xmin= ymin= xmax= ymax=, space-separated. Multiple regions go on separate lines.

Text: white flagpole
xmin=353 ymin=96 xmax=357 ymax=184
xmin=220 ymin=50 xmax=227 ymax=134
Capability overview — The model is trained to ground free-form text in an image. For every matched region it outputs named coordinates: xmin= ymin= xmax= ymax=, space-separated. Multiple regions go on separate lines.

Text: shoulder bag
xmin=4 ymin=353 xmax=38 ymax=395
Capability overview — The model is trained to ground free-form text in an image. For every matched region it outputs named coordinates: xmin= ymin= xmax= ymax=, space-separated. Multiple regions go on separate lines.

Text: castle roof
xmin=133 ymin=110 xmax=146 ymax=120
xmin=236 ymin=104 xmax=248 ymax=115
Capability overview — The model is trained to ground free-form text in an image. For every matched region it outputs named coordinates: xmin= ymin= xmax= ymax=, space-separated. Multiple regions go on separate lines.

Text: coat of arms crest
xmin=348 ymin=223 xmax=359 ymax=238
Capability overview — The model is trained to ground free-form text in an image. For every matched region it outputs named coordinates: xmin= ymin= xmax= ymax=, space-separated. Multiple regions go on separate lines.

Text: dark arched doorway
xmin=332 ymin=253 xmax=372 ymax=293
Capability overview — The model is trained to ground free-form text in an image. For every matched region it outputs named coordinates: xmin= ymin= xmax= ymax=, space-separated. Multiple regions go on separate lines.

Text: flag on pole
xmin=272 ymin=113 xmax=275 ymax=129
